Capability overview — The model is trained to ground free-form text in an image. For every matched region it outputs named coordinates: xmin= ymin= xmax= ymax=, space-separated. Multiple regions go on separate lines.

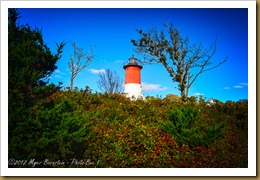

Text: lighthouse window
xmin=129 ymin=59 xmax=137 ymax=65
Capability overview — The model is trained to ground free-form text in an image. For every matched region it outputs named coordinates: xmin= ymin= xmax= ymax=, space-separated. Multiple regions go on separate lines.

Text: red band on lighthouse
xmin=124 ymin=66 xmax=141 ymax=84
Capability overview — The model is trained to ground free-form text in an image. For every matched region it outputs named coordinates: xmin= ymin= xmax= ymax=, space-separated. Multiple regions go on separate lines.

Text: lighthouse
xmin=123 ymin=55 xmax=144 ymax=99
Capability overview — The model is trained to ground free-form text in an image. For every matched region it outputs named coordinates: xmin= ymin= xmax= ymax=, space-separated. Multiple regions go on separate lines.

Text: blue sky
xmin=18 ymin=8 xmax=248 ymax=102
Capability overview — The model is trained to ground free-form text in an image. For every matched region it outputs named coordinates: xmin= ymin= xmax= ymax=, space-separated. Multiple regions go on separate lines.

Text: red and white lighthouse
xmin=123 ymin=55 xmax=144 ymax=99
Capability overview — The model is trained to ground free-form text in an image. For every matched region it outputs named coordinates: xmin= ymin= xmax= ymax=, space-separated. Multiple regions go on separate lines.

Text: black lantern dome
xmin=123 ymin=55 xmax=143 ymax=69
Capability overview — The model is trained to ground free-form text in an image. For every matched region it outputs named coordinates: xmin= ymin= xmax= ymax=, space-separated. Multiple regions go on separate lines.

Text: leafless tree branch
xmin=97 ymin=69 xmax=123 ymax=94
xmin=68 ymin=42 xmax=95 ymax=91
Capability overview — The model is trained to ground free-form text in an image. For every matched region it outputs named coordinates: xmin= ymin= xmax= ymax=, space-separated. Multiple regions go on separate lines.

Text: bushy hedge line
xmin=9 ymin=91 xmax=248 ymax=168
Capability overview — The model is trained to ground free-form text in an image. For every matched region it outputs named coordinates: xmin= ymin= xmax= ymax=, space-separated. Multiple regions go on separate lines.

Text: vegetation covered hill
xmin=9 ymin=89 xmax=248 ymax=168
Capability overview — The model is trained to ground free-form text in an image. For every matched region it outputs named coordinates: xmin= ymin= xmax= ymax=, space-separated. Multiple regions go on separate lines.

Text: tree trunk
xmin=185 ymin=88 xmax=189 ymax=101
xmin=180 ymin=87 xmax=188 ymax=102
xmin=181 ymin=91 xmax=187 ymax=102
xmin=70 ymin=77 xmax=73 ymax=91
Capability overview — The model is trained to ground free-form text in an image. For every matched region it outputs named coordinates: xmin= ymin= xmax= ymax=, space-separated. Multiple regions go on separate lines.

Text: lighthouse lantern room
xmin=123 ymin=55 xmax=144 ymax=99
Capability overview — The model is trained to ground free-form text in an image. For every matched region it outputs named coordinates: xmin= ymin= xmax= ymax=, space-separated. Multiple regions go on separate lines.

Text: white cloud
xmin=54 ymin=70 xmax=66 ymax=75
xmin=223 ymin=83 xmax=247 ymax=90
xmin=141 ymin=82 xmax=168 ymax=92
xmin=239 ymin=82 xmax=248 ymax=86
xmin=233 ymin=85 xmax=243 ymax=88
xmin=54 ymin=75 xmax=62 ymax=79
xmin=193 ymin=92 xmax=204 ymax=97
xmin=53 ymin=69 xmax=66 ymax=79
xmin=114 ymin=60 xmax=125 ymax=64
xmin=88 ymin=68 xmax=106 ymax=74
xmin=54 ymin=69 xmax=61 ymax=73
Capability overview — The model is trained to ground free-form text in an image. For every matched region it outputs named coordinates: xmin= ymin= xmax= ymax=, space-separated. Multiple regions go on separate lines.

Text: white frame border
xmin=1 ymin=0 xmax=256 ymax=176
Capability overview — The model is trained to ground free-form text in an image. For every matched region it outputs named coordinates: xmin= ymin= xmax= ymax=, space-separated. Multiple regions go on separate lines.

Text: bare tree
xmin=97 ymin=69 xmax=124 ymax=94
xmin=68 ymin=42 xmax=95 ymax=91
xmin=131 ymin=23 xmax=227 ymax=101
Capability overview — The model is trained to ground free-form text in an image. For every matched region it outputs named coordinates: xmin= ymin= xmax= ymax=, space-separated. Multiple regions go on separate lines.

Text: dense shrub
xmin=8 ymin=90 xmax=248 ymax=168
xmin=163 ymin=104 xmax=225 ymax=148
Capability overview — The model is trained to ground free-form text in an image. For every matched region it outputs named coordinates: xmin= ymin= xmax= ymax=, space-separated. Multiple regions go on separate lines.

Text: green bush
xmin=9 ymin=91 xmax=248 ymax=168
xmin=164 ymin=104 xmax=225 ymax=148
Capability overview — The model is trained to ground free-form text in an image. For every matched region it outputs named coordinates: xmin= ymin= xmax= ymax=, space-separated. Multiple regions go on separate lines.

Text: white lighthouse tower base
xmin=124 ymin=83 xmax=144 ymax=100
